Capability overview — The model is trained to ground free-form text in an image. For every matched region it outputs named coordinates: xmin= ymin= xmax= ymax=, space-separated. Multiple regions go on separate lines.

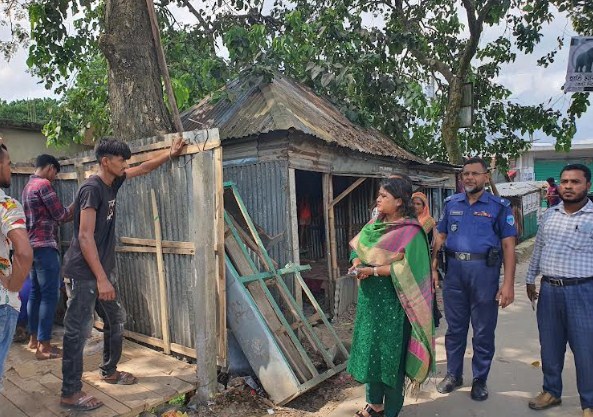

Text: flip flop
xmin=101 ymin=370 xmax=138 ymax=385
xmin=60 ymin=394 xmax=103 ymax=411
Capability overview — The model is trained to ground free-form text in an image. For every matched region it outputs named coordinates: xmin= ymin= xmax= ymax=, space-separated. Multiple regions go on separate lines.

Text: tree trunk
xmin=99 ymin=0 xmax=173 ymax=140
xmin=441 ymin=75 xmax=464 ymax=165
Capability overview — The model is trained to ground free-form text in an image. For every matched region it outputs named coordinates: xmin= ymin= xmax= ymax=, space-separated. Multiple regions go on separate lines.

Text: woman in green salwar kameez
xmin=347 ymin=178 xmax=434 ymax=417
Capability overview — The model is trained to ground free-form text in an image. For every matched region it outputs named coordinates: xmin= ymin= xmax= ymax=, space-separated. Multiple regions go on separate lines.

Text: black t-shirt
xmin=63 ymin=174 xmax=126 ymax=281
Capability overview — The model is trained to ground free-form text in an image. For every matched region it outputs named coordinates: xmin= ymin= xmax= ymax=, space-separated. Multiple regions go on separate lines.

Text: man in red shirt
xmin=546 ymin=177 xmax=560 ymax=207
xmin=22 ymin=154 xmax=74 ymax=360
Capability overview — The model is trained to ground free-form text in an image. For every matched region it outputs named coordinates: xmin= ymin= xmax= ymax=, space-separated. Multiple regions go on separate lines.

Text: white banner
xmin=565 ymin=36 xmax=593 ymax=93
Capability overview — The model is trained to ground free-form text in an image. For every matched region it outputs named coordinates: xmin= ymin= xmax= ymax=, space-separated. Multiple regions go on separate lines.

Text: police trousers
xmin=443 ymin=258 xmax=500 ymax=381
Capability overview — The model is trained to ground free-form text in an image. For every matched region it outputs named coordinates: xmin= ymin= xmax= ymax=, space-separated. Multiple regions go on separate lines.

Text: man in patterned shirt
xmin=22 ymin=154 xmax=73 ymax=360
xmin=0 ymin=142 xmax=33 ymax=391
xmin=525 ymin=164 xmax=593 ymax=417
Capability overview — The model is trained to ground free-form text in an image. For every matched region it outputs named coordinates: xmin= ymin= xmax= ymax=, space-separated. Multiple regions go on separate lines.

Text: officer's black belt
xmin=445 ymin=250 xmax=487 ymax=261
xmin=542 ymin=276 xmax=593 ymax=287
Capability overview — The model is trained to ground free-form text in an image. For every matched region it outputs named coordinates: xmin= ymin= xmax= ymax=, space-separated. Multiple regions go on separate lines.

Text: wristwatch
xmin=373 ymin=266 xmax=378 ymax=276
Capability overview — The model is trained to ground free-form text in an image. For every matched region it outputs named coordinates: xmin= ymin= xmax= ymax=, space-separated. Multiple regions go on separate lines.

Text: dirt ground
xmin=177 ymin=303 xmax=360 ymax=417
xmin=130 ymin=299 xmax=361 ymax=417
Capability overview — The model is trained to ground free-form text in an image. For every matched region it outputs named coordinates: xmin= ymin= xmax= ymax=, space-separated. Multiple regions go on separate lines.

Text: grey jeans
xmin=61 ymin=279 xmax=126 ymax=397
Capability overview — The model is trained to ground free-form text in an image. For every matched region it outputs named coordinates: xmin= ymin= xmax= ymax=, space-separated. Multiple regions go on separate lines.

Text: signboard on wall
xmin=565 ymin=36 xmax=593 ymax=93
xmin=522 ymin=192 xmax=540 ymax=215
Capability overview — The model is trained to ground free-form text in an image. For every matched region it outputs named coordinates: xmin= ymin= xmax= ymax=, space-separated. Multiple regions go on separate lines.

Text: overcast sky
xmin=1 ymin=5 xmax=591 ymax=143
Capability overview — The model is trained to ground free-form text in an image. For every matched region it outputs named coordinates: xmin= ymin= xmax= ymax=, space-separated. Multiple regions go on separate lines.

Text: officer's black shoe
xmin=436 ymin=374 xmax=463 ymax=394
xmin=470 ymin=379 xmax=488 ymax=401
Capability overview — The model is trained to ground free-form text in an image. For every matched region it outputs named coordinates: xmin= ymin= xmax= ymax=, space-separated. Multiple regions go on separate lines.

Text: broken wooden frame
xmin=223 ymin=182 xmax=349 ymax=404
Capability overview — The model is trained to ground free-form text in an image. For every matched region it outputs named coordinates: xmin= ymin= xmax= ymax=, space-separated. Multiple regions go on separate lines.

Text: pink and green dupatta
xmin=350 ymin=217 xmax=435 ymax=387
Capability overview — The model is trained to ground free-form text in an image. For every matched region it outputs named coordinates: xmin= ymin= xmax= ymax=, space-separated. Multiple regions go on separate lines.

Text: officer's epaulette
xmin=444 ymin=193 xmax=465 ymax=203
xmin=488 ymin=193 xmax=511 ymax=207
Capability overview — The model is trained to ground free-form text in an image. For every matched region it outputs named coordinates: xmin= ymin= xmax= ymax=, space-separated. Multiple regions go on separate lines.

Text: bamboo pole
xmin=151 ymin=189 xmax=171 ymax=354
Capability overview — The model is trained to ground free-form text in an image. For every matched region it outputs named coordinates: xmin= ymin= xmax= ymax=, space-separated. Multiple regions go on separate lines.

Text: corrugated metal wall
xmin=224 ymin=160 xmax=291 ymax=268
xmin=7 ymin=133 xmax=218 ymax=351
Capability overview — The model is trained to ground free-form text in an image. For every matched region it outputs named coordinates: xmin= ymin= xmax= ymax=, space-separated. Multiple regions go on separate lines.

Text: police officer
xmin=432 ymin=157 xmax=517 ymax=401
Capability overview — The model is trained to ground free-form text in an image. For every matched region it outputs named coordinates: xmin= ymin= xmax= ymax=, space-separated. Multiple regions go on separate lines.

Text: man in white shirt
xmin=0 ymin=142 xmax=34 ymax=391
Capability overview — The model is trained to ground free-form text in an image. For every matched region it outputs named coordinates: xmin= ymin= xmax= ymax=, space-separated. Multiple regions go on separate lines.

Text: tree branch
xmin=177 ymin=0 xmax=213 ymax=34
xmin=458 ymin=0 xmax=499 ymax=79
xmin=461 ymin=0 xmax=478 ymax=38
xmin=386 ymin=0 xmax=455 ymax=83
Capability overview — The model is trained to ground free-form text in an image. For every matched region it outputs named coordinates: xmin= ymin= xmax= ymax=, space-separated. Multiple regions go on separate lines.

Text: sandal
xmin=101 ymin=370 xmax=138 ymax=385
xmin=354 ymin=404 xmax=384 ymax=417
xmin=35 ymin=346 xmax=62 ymax=360
xmin=60 ymin=393 xmax=103 ymax=411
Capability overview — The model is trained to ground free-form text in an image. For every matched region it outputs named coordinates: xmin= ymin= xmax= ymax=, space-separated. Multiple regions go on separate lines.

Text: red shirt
xmin=22 ymin=175 xmax=71 ymax=249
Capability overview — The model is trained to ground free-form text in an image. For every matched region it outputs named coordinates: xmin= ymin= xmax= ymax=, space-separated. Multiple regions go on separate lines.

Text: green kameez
xmin=347 ymin=271 xmax=411 ymax=417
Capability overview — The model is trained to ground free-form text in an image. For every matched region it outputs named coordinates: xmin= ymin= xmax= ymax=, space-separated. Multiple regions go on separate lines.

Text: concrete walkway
xmin=327 ymin=255 xmax=583 ymax=417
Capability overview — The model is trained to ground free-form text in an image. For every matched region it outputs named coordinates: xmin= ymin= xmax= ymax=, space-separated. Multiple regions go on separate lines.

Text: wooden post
xmin=214 ymin=146 xmax=227 ymax=367
xmin=322 ymin=174 xmax=337 ymax=315
xmin=151 ymin=189 xmax=171 ymax=355
xmin=75 ymin=163 xmax=86 ymax=187
xmin=327 ymin=176 xmax=339 ymax=315
xmin=189 ymin=143 xmax=218 ymax=402
xmin=288 ymin=168 xmax=302 ymax=309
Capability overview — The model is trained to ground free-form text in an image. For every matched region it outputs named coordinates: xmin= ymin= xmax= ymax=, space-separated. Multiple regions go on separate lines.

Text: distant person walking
xmin=525 ymin=164 xmax=593 ymax=417
xmin=0 ymin=142 xmax=33 ymax=391
xmin=22 ymin=154 xmax=74 ymax=360
xmin=545 ymin=177 xmax=560 ymax=207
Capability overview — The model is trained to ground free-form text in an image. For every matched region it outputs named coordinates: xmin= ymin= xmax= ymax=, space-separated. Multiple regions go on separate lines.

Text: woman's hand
xmin=356 ymin=267 xmax=372 ymax=280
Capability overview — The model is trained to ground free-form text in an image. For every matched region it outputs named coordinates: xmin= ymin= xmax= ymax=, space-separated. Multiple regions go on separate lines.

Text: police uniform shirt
xmin=437 ymin=191 xmax=517 ymax=254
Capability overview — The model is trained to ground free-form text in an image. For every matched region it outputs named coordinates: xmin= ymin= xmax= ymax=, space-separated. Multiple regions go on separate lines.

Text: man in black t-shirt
xmin=60 ymin=137 xmax=185 ymax=411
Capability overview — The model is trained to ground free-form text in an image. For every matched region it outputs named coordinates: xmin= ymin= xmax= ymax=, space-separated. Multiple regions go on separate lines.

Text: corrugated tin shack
xmin=497 ymin=181 xmax=546 ymax=242
xmin=181 ymin=74 xmax=457 ymax=312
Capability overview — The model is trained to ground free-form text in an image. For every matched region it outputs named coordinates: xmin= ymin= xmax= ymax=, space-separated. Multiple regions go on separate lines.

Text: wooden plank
xmin=94 ymin=321 xmax=196 ymax=358
xmin=60 ymin=131 xmax=221 ymax=166
xmin=9 ymin=370 xmax=118 ymax=417
xmin=322 ymin=173 xmax=334 ymax=313
xmin=225 ymin=232 xmax=312 ymax=382
xmin=272 ymin=278 xmax=335 ymax=368
xmin=228 ymin=214 xmax=277 ymax=269
xmin=83 ymin=371 xmax=166 ymax=414
xmin=39 ymin=372 xmax=132 ymax=416
xmin=288 ymin=168 xmax=302 ymax=309
xmin=119 ymin=237 xmax=195 ymax=250
xmin=1 ymin=378 xmax=61 ymax=417
xmin=151 ymin=189 xmax=171 ymax=355
xmin=10 ymin=167 xmax=79 ymax=180
xmin=0 ymin=393 xmax=27 ymax=417
xmin=189 ymin=145 xmax=218 ymax=401
xmin=214 ymin=146 xmax=227 ymax=367
xmin=115 ymin=246 xmax=194 ymax=256
xmin=294 ymin=271 xmax=349 ymax=360
xmin=75 ymin=162 xmax=85 ymax=187
xmin=83 ymin=143 xmax=219 ymax=178
xmin=329 ymin=177 xmax=366 ymax=208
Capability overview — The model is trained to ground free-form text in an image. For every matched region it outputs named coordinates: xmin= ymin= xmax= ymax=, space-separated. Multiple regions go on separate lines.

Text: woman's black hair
xmin=379 ymin=177 xmax=415 ymax=218
xmin=95 ymin=137 xmax=132 ymax=162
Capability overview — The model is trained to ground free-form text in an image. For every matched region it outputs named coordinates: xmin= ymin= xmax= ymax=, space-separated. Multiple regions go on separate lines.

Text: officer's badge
xmin=506 ymin=215 xmax=515 ymax=226
xmin=473 ymin=211 xmax=492 ymax=218
xmin=451 ymin=223 xmax=458 ymax=232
